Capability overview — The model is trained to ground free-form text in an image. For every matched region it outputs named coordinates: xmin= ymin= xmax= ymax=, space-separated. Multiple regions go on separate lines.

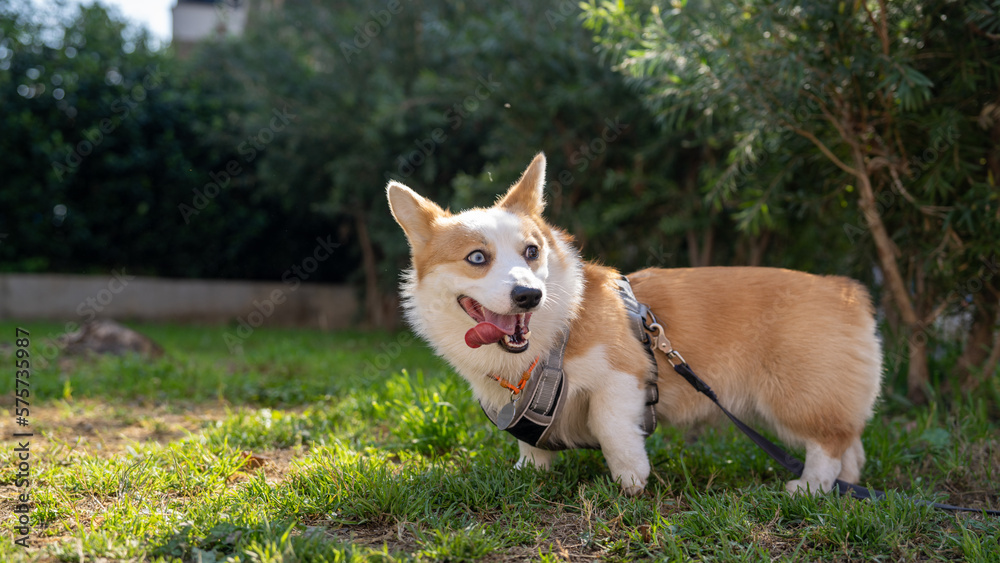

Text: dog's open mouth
xmin=458 ymin=296 xmax=532 ymax=353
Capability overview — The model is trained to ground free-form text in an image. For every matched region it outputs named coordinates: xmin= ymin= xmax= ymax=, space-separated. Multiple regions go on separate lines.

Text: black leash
xmin=670 ymin=360 xmax=1000 ymax=516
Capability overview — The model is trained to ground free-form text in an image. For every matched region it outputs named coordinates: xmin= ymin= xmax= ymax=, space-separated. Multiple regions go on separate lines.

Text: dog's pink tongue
xmin=464 ymin=311 xmax=518 ymax=348
xmin=465 ymin=323 xmax=506 ymax=348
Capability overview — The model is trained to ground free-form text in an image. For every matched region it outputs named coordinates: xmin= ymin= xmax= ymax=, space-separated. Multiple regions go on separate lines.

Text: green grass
xmin=0 ymin=320 xmax=998 ymax=561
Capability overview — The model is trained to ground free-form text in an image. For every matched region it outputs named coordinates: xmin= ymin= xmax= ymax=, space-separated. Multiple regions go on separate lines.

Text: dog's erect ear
xmin=497 ymin=152 xmax=546 ymax=216
xmin=387 ymin=181 xmax=446 ymax=249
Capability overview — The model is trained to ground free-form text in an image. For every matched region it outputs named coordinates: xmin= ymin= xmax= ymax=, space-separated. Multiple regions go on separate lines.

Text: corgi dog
xmin=386 ymin=153 xmax=882 ymax=495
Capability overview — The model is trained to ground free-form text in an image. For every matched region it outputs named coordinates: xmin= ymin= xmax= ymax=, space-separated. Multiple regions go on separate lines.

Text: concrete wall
xmin=0 ymin=273 xmax=357 ymax=329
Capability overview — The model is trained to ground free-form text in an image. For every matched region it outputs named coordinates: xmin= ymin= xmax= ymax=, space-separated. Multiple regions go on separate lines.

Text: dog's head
xmin=387 ymin=153 xmax=582 ymax=369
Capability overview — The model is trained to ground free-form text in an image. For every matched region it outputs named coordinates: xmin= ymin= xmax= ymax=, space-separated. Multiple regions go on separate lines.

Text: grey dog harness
xmin=480 ymin=276 xmax=659 ymax=450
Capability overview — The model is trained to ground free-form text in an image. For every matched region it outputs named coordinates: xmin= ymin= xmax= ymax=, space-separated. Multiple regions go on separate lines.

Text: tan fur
xmin=386 ymin=181 xmax=445 ymax=250
xmin=387 ymin=153 xmax=883 ymax=495
xmin=628 ymin=267 xmax=881 ymax=459
xmin=566 ymin=264 xmax=653 ymax=381
xmin=497 ymin=153 xmax=547 ymax=216
xmin=414 ymin=221 xmax=492 ymax=282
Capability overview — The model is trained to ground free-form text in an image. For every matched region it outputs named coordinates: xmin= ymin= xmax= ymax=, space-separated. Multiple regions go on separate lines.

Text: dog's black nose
xmin=511 ymin=286 xmax=542 ymax=310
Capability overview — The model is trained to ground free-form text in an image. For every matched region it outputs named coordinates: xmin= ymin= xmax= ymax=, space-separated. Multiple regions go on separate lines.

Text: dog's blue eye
xmin=466 ymin=251 xmax=487 ymax=265
xmin=524 ymin=245 xmax=539 ymax=260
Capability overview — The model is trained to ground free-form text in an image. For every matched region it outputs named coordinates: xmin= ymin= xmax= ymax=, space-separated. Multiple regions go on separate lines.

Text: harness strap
xmin=613 ymin=276 xmax=660 ymax=437
xmin=480 ymin=330 xmax=571 ymax=450
xmin=649 ymin=312 xmax=1000 ymax=516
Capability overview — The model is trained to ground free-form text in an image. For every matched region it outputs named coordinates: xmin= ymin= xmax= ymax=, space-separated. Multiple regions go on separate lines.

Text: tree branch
xmin=786 ymin=124 xmax=857 ymax=176
xmin=923 ymin=294 xmax=953 ymax=327
xmin=851 ymin=145 xmax=919 ymax=326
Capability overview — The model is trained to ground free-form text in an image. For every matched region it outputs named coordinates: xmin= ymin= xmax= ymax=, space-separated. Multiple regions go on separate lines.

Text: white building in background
xmin=171 ymin=0 xmax=249 ymax=56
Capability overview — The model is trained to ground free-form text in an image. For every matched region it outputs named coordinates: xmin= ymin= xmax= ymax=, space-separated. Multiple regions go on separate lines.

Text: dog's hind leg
xmin=785 ymin=441 xmax=844 ymax=495
xmin=837 ymin=436 xmax=866 ymax=484
xmin=516 ymin=441 xmax=555 ymax=470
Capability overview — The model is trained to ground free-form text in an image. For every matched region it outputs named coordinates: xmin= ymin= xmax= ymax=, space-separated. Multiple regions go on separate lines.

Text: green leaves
xmin=878 ymin=64 xmax=935 ymax=112
xmin=0 ymin=3 xmax=340 ymax=282
xmin=585 ymin=0 xmax=1000 ymax=396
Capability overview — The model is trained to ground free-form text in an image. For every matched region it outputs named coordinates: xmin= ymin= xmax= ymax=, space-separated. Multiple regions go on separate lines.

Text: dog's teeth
xmin=504 ymin=334 xmax=527 ymax=349
xmin=522 ymin=330 xmax=531 ymax=339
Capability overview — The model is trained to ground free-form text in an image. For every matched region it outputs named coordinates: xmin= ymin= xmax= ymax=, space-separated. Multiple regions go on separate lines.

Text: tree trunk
xmin=354 ymin=210 xmax=384 ymax=328
xmin=906 ymin=327 xmax=930 ymax=404
xmin=956 ymin=307 xmax=994 ymax=383
xmin=381 ymin=292 xmax=400 ymax=331
xmin=958 ymin=293 xmax=1000 ymax=393
xmin=700 ymin=225 xmax=714 ymax=267
xmin=965 ymin=325 xmax=1000 ymax=394
xmin=851 ymin=145 xmax=929 ymax=403
xmin=685 ymin=227 xmax=714 ymax=267
xmin=683 ymin=155 xmax=714 ymax=268
xmin=686 ymin=229 xmax=701 ymax=268
xmin=748 ymin=231 xmax=771 ymax=267
xmin=881 ymin=290 xmax=900 ymax=336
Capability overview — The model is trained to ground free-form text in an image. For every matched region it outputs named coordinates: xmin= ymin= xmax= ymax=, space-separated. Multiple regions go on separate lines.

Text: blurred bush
xmin=0 ymin=1 xmax=351 ymax=282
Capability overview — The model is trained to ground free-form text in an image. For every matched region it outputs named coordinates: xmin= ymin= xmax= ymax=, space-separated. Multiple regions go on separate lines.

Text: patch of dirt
xmin=0 ymin=400 xmax=227 ymax=458
xmin=325 ymin=521 xmax=424 ymax=554
xmin=0 ymin=400 xmax=308 ymax=498
xmin=298 ymin=510 xmax=609 ymax=562
xmin=501 ymin=510 xmax=607 ymax=561
xmin=227 ymin=445 xmax=303 ymax=487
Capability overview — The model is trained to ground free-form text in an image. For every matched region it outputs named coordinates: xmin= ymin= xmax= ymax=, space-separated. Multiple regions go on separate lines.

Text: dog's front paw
xmin=604 ymin=444 xmax=650 ymax=496
xmin=784 ymin=478 xmax=832 ymax=496
xmin=516 ymin=441 xmax=554 ymax=470
xmin=515 ymin=455 xmax=552 ymax=471
xmin=614 ymin=469 xmax=648 ymax=496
